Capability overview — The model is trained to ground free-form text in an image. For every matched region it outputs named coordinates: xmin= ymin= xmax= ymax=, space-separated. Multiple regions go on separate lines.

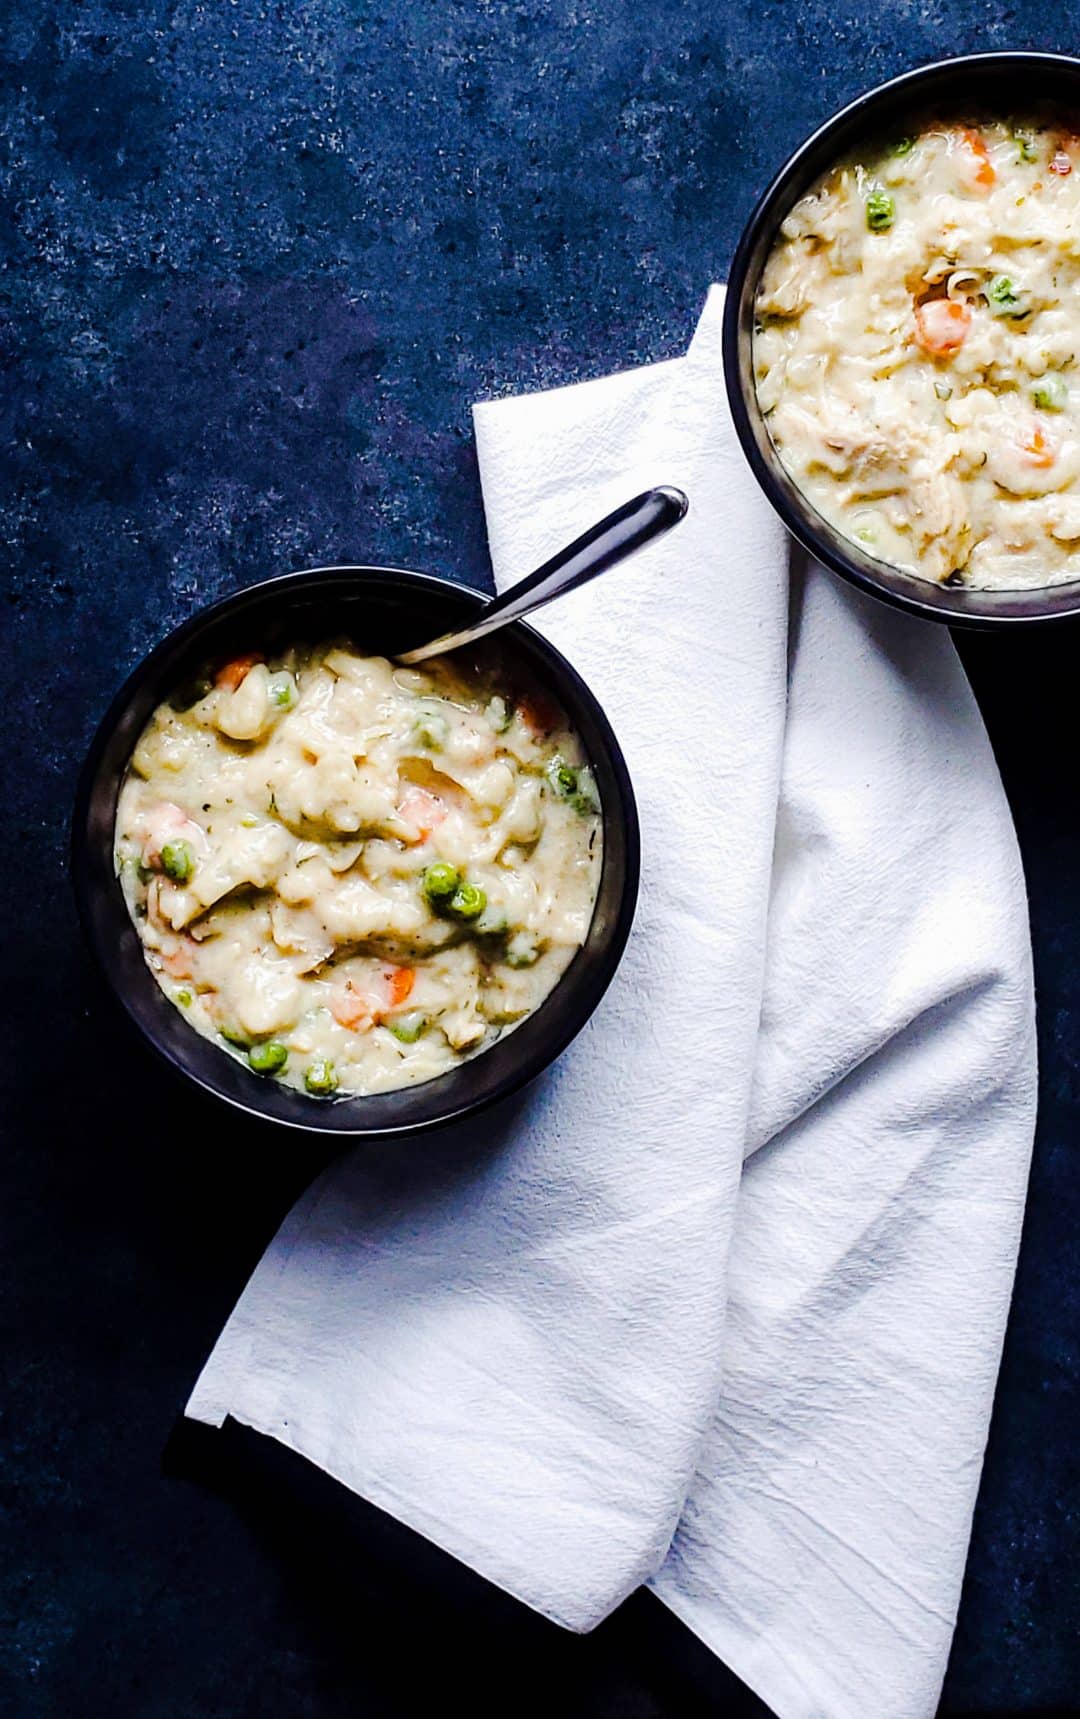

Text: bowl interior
xmin=724 ymin=52 xmax=1080 ymax=627
xmin=72 ymin=567 xmax=639 ymax=1135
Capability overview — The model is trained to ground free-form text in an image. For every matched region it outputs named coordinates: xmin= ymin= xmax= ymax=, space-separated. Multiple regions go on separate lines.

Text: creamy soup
xmin=755 ymin=119 xmax=1080 ymax=588
xmin=114 ymin=643 xmax=601 ymax=1098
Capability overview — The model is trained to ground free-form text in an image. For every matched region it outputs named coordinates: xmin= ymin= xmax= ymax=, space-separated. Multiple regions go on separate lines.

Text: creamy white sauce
xmin=755 ymin=120 xmax=1080 ymax=589
xmin=115 ymin=643 xmax=601 ymax=1098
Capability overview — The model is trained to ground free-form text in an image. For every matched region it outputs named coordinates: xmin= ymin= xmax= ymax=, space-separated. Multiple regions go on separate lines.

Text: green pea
xmin=545 ymin=755 xmax=578 ymax=799
xmin=865 ymin=190 xmax=895 ymax=232
xmin=160 ymin=839 xmax=194 ymax=884
xmin=414 ymin=709 xmax=450 ymax=750
xmin=505 ymin=930 xmax=540 ymax=969
xmin=175 ymin=988 xmax=193 ymax=1008
xmin=485 ymin=694 xmax=511 ymax=733
xmin=423 ymin=861 xmax=461 ymax=905
xmin=447 ymin=881 xmax=486 ymax=921
xmin=1014 ymin=131 xmax=1038 ymax=163
xmin=269 ymin=671 xmax=298 ymax=711
xmin=986 ymin=275 xmax=1026 ymax=317
xmin=388 ymin=1011 xmax=427 ymax=1044
xmin=1032 ymin=373 xmax=1068 ymax=411
xmin=248 ymin=1040 xmax=289 ymax=1076
xmin=304 ymin=1058 xmax=339 ymax=1096
xmin=220 ymin=1024 xmax=250 ymax=1048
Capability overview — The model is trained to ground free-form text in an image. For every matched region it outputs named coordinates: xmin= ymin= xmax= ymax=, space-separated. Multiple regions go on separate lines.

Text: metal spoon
xmin=395 ymin=485 xmax=688 ymax=665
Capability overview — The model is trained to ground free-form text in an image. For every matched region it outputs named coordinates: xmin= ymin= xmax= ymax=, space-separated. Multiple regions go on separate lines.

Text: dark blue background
xmin=3 ymin=3 xmax=1077 ymax=1714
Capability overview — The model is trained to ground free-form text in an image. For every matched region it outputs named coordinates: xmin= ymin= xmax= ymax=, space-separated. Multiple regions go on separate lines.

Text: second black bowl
xmin=723 ymin=51 xmax=1080 ymax=628
xmin=72 ymin=566 xmax=640 ymax=1136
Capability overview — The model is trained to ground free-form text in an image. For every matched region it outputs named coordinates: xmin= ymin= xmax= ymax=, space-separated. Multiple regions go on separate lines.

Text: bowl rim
xmin=722 ymin=49 xmax=1080 ymax=629
xmin=71 ymin=562 xmax=641 ymax=1137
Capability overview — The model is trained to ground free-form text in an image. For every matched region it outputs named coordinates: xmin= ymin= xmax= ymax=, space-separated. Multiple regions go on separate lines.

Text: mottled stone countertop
xmin=3 ymin=3 xmax=1077 ymax=1714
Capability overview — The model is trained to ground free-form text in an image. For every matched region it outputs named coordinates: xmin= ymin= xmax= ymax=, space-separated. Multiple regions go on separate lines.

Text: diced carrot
xmin=517 ymin=692 xmax=561 ymax=736
xmin=397 ymin=786 xmax=447 ymax=843
xmin=914 ymin=298 xmax=972 ymax=358
xmin=1050 ymin=149 xmax=1072 ymax=176
xmin=330 ymin=982 xmax=374 ymax=1031
xmin=956 ymin=126 xmax=995 ymax=191
xmin=385 ymin=966 xmax=415 ymax=1009
xmin=215 ymin=653 xmax=264 ymax=692
xmin=330 ymin=965 xmax=414 ymax=1029
xmin=1020 ymin=424 xmax=1056 ymax=468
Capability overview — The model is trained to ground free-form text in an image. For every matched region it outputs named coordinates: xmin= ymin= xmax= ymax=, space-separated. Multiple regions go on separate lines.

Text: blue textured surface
xmin=3 ymin=3 xmax=1078 ymax=1714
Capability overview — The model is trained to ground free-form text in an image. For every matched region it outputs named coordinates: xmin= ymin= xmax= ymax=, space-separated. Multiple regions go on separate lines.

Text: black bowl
xmin=723 ymin=51 xmax=1080 ymax=628
xmin=72 ymin=566 xmax=640 ymax=1136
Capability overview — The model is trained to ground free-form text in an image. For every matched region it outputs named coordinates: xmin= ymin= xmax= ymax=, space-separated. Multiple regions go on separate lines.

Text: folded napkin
xmin=187 ymin=287 xmax=1036 ymax=1719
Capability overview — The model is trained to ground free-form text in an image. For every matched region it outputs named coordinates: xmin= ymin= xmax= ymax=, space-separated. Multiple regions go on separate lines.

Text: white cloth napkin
xmin=187 ymin=287 xmax=1036 ymax=1719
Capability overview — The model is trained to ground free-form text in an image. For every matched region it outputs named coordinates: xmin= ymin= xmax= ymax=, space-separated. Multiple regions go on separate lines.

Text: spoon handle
xmin=395 ymin=484 xmax=689 ymax=666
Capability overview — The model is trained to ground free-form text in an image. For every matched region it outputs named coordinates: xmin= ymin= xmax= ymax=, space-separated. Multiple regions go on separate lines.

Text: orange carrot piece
xmin=386 ymin=966 xmax=415 ymax=1009
xmin=957 ymin=126 xmax=995 ymax=190
xmin=397 ymin=786 xmax=447 ymax=842
xmin=331 ymin=966 xmax=414 ymax=1029
xmin=914 ymin=298 xmax=972 ymax=358
xmin=215 ymin=653 xmax=264 ymax=692
xmin=1020 ymin=424 xmax=1056 ymax=468
xmin=330 ymin=982 xmax=374 ymax=1031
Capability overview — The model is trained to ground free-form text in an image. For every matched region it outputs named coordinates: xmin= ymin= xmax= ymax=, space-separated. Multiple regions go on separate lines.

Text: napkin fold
xmin=187 ymin=287 xmax=1036 ymax=1719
